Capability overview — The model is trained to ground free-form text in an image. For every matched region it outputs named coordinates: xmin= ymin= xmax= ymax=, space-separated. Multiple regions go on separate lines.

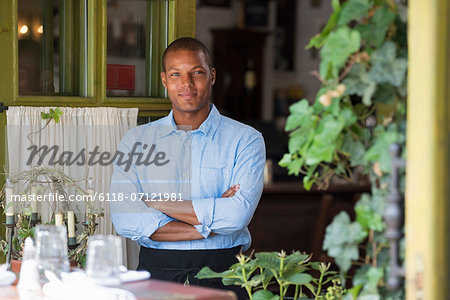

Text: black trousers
xmin=137 ymin=246 xmax=248 ymax=300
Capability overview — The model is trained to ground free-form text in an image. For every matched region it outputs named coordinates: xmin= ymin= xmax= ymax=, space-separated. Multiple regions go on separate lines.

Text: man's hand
xmin=221 ymin=184 xmax=240 ymax=198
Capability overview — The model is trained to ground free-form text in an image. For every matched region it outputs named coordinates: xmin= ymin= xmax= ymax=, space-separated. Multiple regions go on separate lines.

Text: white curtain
xmin=6 ymin=106 xmax=140 ymax=268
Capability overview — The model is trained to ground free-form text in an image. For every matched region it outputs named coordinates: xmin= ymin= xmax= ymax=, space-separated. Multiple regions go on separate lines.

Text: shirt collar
xmin=156 ymin=104 xmax=221 ymax=138
xmin=197 ymin=104 xmax=221 ymax=138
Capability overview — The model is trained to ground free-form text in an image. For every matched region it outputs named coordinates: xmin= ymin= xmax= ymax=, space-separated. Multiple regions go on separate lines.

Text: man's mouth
xmin=179 ymin=92 xmax=197 ymax=100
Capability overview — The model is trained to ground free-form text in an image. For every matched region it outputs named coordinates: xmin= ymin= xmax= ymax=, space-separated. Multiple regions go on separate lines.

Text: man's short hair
xmin=162 ymin=37 xmax=212 ymax=72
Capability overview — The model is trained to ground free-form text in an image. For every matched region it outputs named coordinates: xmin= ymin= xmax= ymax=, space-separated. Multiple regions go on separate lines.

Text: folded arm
xmin=150 ymin=221 xmax=204 ymax=241
xmin=143 ymin=184 xmax=240 ymax=225
xmin=145 ymin=133 xmax=265 ymax=239
xmin=144 ymin=185 xmax=238 ymax=241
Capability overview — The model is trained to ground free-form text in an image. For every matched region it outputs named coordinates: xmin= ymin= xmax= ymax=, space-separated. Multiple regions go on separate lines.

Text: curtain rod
xmin=0 ymin=103 xmax=9 ymax=113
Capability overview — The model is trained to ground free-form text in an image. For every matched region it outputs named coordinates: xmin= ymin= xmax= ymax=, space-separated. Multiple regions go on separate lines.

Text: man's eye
xmin=193 ymin=71 xmax=205 ymax=75
xmin=170 ymin=73 xmax=180 ymax=77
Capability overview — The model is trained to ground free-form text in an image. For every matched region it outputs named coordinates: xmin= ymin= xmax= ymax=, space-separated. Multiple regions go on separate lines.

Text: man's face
xmin=161 ymin=50 xmax=216 ymax=116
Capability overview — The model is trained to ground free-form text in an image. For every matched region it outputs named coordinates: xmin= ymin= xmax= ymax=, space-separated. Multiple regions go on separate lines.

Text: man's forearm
xmin=143 ymin=185 xmax=240 ymax=226
xmin=150 ymin=221 xmax=204 ymax=241
xmin=145 ymin=200 xmax=200 ymax=226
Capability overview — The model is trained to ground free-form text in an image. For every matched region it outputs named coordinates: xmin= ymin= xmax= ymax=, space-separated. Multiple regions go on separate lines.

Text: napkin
xmin=0 ymin=264 xmax=16 ymax=286
xmin=43 ymin=271 xmax=136 ymax=300
xmin=119 ymin=270 xmax=150 ymax=283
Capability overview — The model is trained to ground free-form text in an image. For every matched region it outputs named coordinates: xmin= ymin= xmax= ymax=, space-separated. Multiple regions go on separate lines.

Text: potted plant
xmin=197 ymin=250 xmax=353 ymax=300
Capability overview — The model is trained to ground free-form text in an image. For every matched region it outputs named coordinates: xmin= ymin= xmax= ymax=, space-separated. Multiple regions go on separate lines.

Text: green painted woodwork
xmin=174 ymin=0 xmax=196 ymax=39
xmin=0 ymin=0 xmax=18 ymax=102
xmin=60 ymin=0 xmax=75 ymax=94
xmin=0 ymin=0 xmax=17 ymax=264
xmin=42 ymin=0 xmax=54 ymax=93
xmin=96 ymin=0 xmax=107 ymax=102
xmin=407 ymin=0 xmax=450 ymax=299
xmin=146 ymin=0 xmax=167 ymax=98
xmin=87 ymin=0 xmax=95 ymax=97
xmin=79 ymin=0 xmax=88 ymax=96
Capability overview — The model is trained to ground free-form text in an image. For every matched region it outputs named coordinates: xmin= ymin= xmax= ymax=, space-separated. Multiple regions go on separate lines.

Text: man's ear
xmin=161 ymin=72 xmax=167 ymax=88
xmin=210 ymin=67 xmax=216 ymax=85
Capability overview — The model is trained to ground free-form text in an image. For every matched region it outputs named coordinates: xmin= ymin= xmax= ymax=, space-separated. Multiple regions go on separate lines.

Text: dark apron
xmin=137 ymin=246 xmax=248 ymax=300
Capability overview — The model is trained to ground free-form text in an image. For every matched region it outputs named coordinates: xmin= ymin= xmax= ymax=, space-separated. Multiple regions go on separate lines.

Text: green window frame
xmin=0 ymin=0 xmax=195 ymax=116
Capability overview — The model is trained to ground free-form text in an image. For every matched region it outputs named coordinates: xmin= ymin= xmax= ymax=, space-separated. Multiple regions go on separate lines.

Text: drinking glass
xmin=35 ymin=225 xmax=70 ymax=284
xmin=85 ymin=235 xmax=122 ymax=286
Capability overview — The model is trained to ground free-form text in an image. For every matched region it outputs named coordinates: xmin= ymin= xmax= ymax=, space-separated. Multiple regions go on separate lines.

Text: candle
xmin=30 ymin=185 xmax=38 ymax=213
xmin=86 ymin=179 xmax=95 ymax=223
xmin=55 ymin=213 xmax=63 ymax=226
xmin=5 ymin=179 xmax=14 ymax=224
xmin=67 ymin=211 xmax=75 ymax=238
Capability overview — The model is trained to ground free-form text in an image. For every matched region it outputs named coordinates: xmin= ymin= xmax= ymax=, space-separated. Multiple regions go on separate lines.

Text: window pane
xmin=107 ymin=0 xmax=147 ymax=97
xmin=18 ymin=0 xmax=81 ymax=96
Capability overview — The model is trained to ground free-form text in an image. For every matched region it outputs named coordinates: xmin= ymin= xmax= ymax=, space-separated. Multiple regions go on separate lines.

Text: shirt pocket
xmin=200 ymin=167 xmax=231 ymax=198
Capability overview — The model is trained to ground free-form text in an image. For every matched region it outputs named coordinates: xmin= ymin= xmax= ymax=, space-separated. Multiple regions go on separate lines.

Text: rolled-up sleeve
xmin=192 ymin=132 xmax=265 ymax=237
xmin=110 ymin=131 xmax=174 ymax=241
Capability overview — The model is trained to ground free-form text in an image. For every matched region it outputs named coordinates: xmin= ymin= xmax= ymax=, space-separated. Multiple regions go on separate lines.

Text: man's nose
xmin=181 ymin=74 xmax=193 ymax=86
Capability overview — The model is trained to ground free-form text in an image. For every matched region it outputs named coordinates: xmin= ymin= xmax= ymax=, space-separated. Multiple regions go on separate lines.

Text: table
xmin=0 ymin=279 xmax=237 ymax=300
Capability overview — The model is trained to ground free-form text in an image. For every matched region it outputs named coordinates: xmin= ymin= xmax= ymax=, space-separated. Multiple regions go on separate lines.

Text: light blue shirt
xmin=110 ymin=105 xmax=265 ymax=250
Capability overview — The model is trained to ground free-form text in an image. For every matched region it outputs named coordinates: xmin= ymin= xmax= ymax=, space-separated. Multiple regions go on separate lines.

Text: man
xmin=110 ymin=37 xmax=265 ymax=299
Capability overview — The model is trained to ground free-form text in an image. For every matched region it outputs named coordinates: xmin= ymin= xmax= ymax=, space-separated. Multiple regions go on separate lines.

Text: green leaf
xmin=368 ymin=42 xmax=408 ymax=87
xmin=41 ymin=108 xmax=63 ymax=123
xmin=356 ymin=6 xmax=396 ymax=47
xmin=341 ymin=133 xmax=366 ymax=167
xmin=338 ymin=0 xmax=370 ymax=26
xmin=323 ymin=212 xmax=368 ymax=273
xmin=196 ymin=266 xmax=235 ymax=279
xmin=373 ymin=83 xmax=397 ymax=104
xmin=288 ymin=127 xmax=312 ymax=154
xmin=278 ymin=154 xmax=292 ymax=167
xmin=364 ymin=127 xmax=398 ymax=172
xmin=303 ymin=176 xmax=316 ymax=191
xmin=362 ymin=82 xmax=377 ymax=106
xmin=3 ymin=201 xmax=14 ymax=214
xmin=254 ymin=252 xmax=282 ymax=271
xmin=320 ymin=27 xmax=361 ymax=79
xmin=285 ymin=251 xmax=310 ymax=265
xmin=22 ymin=206 xmax=32 ymax=216
xmin=222 ymin=277 xmax=245 ymax=286
xmin=285 ymin=99 xmax=314 ymax=131
xmin=305 ymin=115 xmax=345 ymax=165
xmin=342 ymin=63 xmax=377 ymax=106
xmin=252 ymin=290 xmax=279 ymax=300
xmin=341 ymin=108 xmax=357 ymax=127
xmin=287 ymin=157 xmax=304 ymax=176
xmin=306 ymin=0 xmax=341 ymax=49
xmin=285 ymin=273 xmax=313 ymax=285
xmin=253 ymin=269 xmax=274 ymax=288
xmin=347 ymin=284 xmax=363 ymax=299
xmin=355 ymin=195 xmax=384 ymax=232
xmin=359 ymin=267 xmax=383 ymax=296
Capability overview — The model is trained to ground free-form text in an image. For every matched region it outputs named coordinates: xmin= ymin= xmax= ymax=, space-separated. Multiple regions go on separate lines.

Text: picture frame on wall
xmin=199 ymin=0 xmax=231 ymax=7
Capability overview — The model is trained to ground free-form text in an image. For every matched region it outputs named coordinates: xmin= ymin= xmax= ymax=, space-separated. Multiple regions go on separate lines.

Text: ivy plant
xmin=280 ymin=0 xmax=407 ymax=299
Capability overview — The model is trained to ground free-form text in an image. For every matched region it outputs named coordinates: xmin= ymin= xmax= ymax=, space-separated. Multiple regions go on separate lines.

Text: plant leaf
xmin=368 ymin=42 xmax=408 ymax=87
xmin=323 ymin=212 xmax=368 ymax=273
xmin=338 ymin=0 xmax=370 ymax=26
xmin=252 ymin=290 xmax=279 ymax=300
xmin=320 ymin=27 xmax=361 ymax=79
